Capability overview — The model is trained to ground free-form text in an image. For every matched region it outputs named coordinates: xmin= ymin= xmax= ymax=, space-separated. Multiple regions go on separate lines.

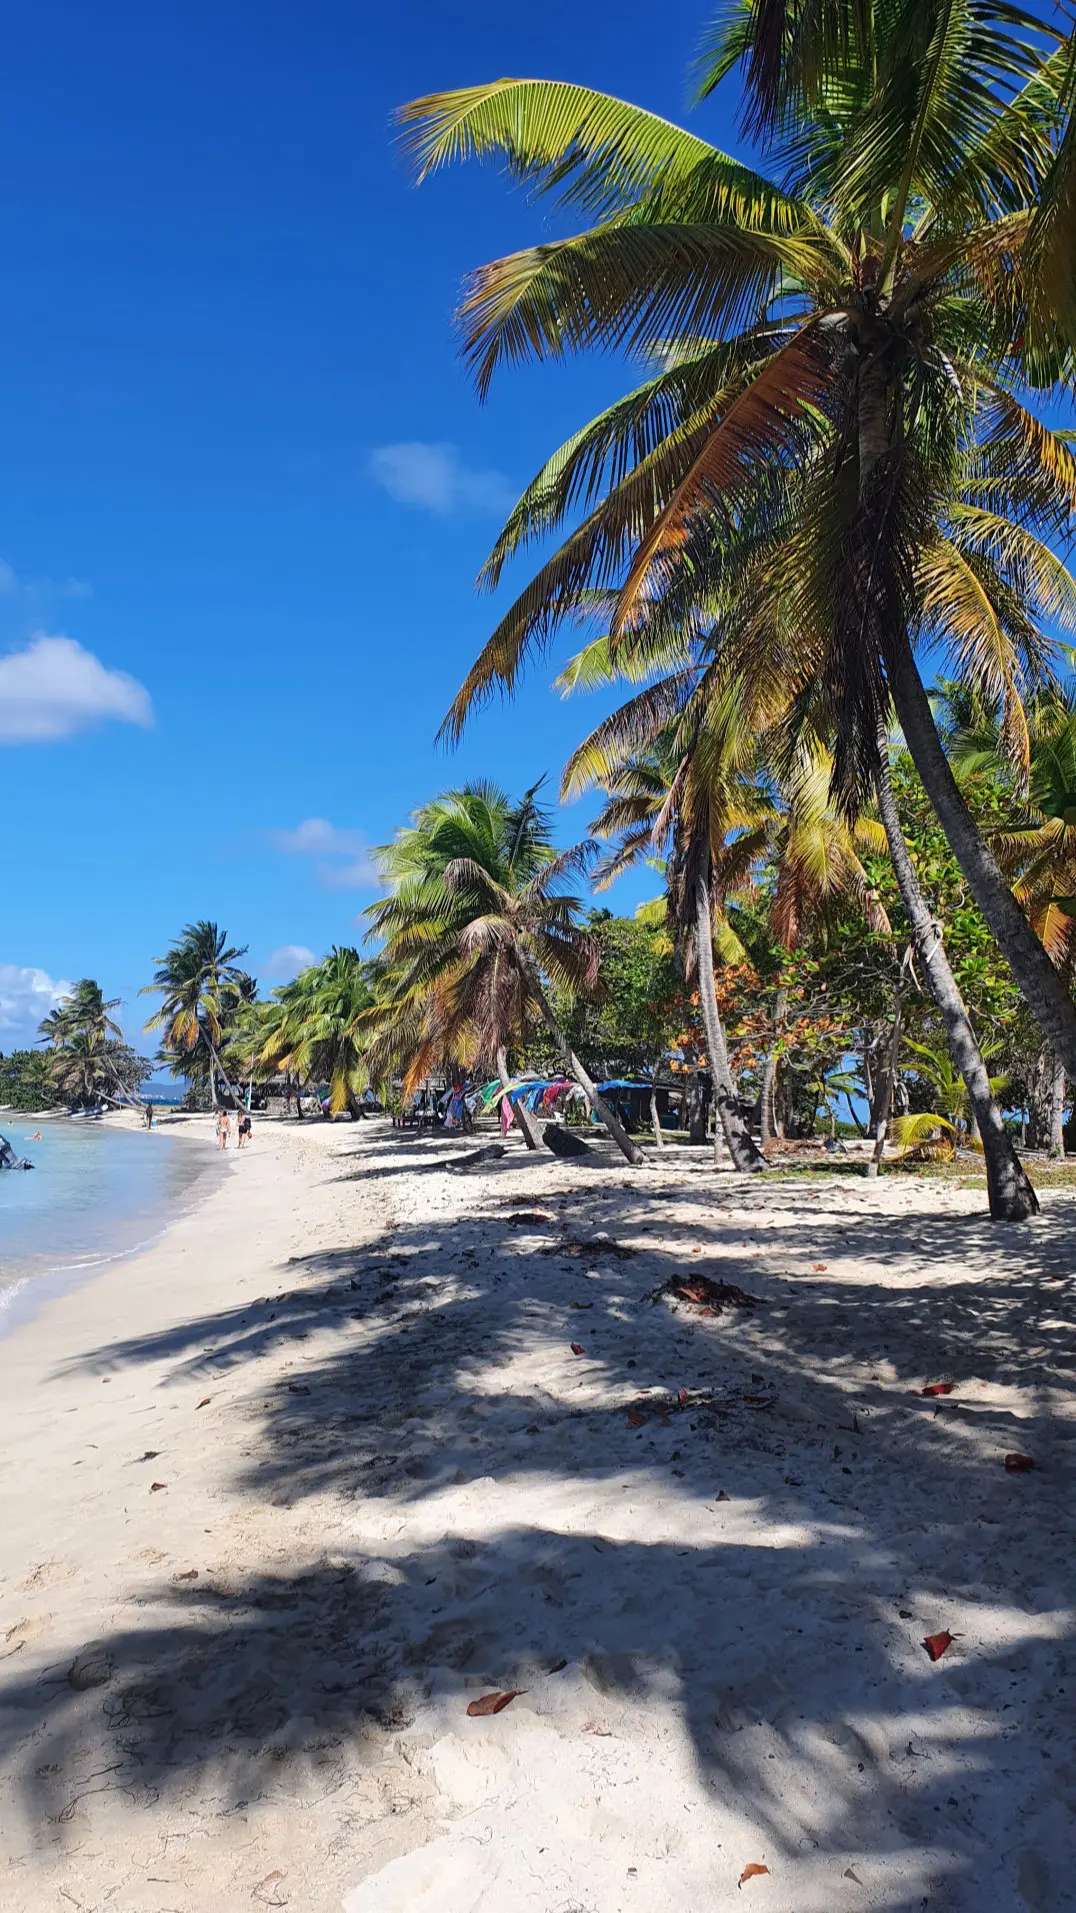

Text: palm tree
xmin=562 ymin=664 xmax=768 ymax=1170
xmin=400 ymin=14 xmax=1076 ymax=1110
xmin=947 ymin=685 xmax=1076 ymax=1155
xmin=142 ymin=922 xmax=251 ymax=1108
xmin=559 ymin=611 xmax=1035 ymax=1208
xmin=363 ymin=782 xmax=645 ymax=1164
xmin=38 ymin=978 xmax=145 ymax=1108
xmin=259 ymin=948 xmax=375 ymax=1118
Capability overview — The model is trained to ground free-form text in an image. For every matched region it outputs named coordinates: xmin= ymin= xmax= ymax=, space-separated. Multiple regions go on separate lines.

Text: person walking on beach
xmin=143 ymin=1100 xmax=153 ymax=1130
xmin=238 ymin=1111 xmax=252 ymax=1150
xmin=216 ymin=1109 xmax=231 ymax=1150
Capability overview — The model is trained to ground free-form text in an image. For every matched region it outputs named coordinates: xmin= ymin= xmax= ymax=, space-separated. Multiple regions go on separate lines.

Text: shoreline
xmin=0 ymin=1112 xmax=227 ymax=1339
xmin=1 ymin=1119 xmax=1073 ymax=1912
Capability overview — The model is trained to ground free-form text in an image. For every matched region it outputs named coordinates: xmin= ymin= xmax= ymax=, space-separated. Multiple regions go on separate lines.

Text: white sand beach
xmin=1 ymin=1118 xmax=1074 ymax=1912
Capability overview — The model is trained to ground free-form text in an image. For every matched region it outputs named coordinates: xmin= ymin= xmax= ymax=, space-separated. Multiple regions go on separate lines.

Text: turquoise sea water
xmin=0 ymin=1119 xmax=219 ymax=1327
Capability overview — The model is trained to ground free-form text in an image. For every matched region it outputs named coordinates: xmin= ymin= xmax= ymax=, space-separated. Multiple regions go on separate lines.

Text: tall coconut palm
xmin=400 ymin=10 xmax=1076 ymax=1106
xmin=363 ymin=782 xmax=645 ymax=1163
xmin=259 ymin=948 xmax=375 ymax=1118
xmin=142 ymin=922 xmax=251 ymax=1108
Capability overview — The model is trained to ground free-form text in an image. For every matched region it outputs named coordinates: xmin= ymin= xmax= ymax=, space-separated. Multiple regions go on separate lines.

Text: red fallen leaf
xmin=196 ymin=1397 xmax=212 ymax=1410
xmin=626 ymin=1409 xmax=647 ymax=1428
xmin=921 ymin=1382 xmax=954 ymax=1397
xmin=149 ymin=1481 xmax=167 ymax=1492
xmin=1004 ymin=1452 xmax=1034 ymax=1472
xmin=812 ymin=1263 xmax=827 ymax=1272
xmin=678 ymin=1387 xmax=690 ymax=1404
xmin=570 ymin=1342 xmax=585 ymax=1355
xmin=922 ymin=1630 xmax=953 ymax=1662
xmin=466 ymin=1690 xmax=519 ymax=1717
xmin=738 ymin=1863 xmax=770 ymax=1887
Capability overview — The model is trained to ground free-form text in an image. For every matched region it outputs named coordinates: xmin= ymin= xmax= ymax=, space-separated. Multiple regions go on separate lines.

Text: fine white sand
xmin=1 ymin=1116 xmax=1073 ymax=1912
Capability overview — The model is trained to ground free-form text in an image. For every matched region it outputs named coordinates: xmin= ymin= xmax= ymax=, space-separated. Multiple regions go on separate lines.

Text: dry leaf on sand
xmin=922 ymin=1630 xmax=953 ymax=1662
xmin=921 ymin=1382 xmax=954 ymax=1397
xmin=738 ymin=1862 xmax=770 ymax=1886
xmin=1003 ymin=1452 xmax=1034 ymax=1472
xmin=466 ymin=1690 xmax=519 ymax=1717
xmin=570 ymin=1342 xmax=585 ymax=1355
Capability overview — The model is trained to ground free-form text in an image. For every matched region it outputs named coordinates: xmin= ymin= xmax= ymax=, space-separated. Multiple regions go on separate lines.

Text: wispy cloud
xmin=270 ymin=817 xmax=378 ymax=890
xmin=0 ymin=556 xmax=92 ymax=602
xmin=0 ymin=635 xmax=152 ymax=744
xmin=0 ymin=963 xmax=73 ymax=1044
xmin=368 ymin=441 xmax=515 ymax=516
xmin=263 ymin=944 xmax=316 ymax=982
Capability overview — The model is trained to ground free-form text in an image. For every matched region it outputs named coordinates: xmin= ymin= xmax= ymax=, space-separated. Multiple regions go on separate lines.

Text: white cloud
xmin=368 ymin=441 xmax=515 ymax=516
xmin=0 ymin=963 xmax=73 ymax=1046
xmin=0 ymin=635 xmax=152 ymax=744
xmin=264 ymin=944 xmax=316 ymax=982
xmin=270 ymin=817 xmax=378 ymax=890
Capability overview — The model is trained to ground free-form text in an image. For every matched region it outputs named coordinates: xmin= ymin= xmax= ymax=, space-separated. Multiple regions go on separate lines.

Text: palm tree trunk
xmin=1049 ymin=1049 xmax=1067 ymax=1159
xmin=759 ymin=985 xmax=788 ymax=1150
xmin=694 ymin=871 xmax=765 ymax=1173
xmin=649 ymin=1085 xmax=665 ymax=1149
xmin=686 ymin=1069 xmax=706 ymax=1142
xmin=203 ymin=1030 xmax=239 ymax=1110
xmin=867 ymin=977 xmax=903 ymax=1179
xmin=873 ymin=746 xmax=1037 ymax=1220
xmin=495 ymin=1047 xmax=541 ymax=1151
xmin=887 ymin=634 xmax=1076 ymax=1079
xmin=525 ymin=976 xmax=644 ymax=1165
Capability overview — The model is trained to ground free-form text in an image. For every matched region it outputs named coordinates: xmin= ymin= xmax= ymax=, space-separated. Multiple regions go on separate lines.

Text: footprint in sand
xmin=19 ymin=1560 xmax=76 ymax=1592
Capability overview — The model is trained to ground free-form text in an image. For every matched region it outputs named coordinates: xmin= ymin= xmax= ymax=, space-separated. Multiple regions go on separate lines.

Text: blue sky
xmin=0 ymin=0 xmax=747 ymax=1053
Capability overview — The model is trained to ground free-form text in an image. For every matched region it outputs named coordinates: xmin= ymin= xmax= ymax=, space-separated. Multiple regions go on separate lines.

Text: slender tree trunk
xmin=694 ymin=872 xmax=765 ymax=1173
xmin=649 ymin=1086 xmax=666 ymax=1149
xmin=1049 ymin=1048 xmax=1067 ymax=1159
xmin=526 ymin=975 xmax=644 ymax=1165
xmin=887 ymin=636 xmax=1076 ymax=1080
xmin=760 ymin=985 xmax=788 ymax=1150
xmin=862 ymin=1028 xmax=876 ymax=1133
xmin=873 ymin=748 xmax=1037 ymax=1219
xmin=686 ymin=1070 xmax=706 ymax=1143
xmin=496 ymin=1046 xmax=541 ymax=1151
xmin=868 ymin=978 xmax=903 ymax=1178
xmin=204 ymin=1030 xmax=240 ymax=1109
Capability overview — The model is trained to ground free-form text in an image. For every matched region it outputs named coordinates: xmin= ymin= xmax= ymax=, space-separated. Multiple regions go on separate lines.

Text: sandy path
xmin=1 ymin=1118 xmax=1074 ymax=1911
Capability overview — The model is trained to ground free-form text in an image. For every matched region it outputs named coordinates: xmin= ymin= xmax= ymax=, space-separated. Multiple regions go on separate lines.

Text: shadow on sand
xmin=3 ymin=1125 xmax=1074 ymax=1908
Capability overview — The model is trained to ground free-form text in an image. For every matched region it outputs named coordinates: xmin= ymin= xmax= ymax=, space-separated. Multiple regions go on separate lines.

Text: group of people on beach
xmin=216 ymin=1108 xmax=252 ymax=1151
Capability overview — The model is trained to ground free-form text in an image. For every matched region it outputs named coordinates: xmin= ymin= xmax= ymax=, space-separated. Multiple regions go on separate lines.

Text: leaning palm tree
xmin=259 ymin=948 xmax=375 ymax=1118
xmin=39 ymin=978 xmax=145 ymax=1108
xmin=142 ymin=922 xmax=251 ymax=1109
xmin=400 ymin=7 xmax=1076 ymax=1102
xmin=363 ymin=782 xmax=644 ymax=1163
